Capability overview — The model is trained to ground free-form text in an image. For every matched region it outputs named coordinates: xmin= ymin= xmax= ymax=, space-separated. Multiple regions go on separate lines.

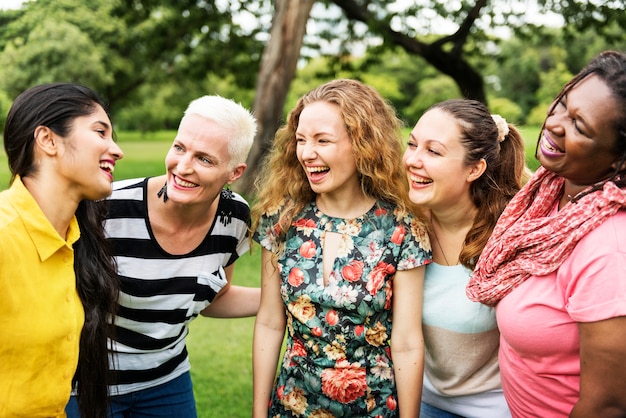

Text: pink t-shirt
xmin=496 ymin=208 xmax=626 ymax=417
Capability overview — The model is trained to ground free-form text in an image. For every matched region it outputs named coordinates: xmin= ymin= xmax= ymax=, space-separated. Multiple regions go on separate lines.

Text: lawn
xmin=0 ymin=125 xmax=541 ymax=416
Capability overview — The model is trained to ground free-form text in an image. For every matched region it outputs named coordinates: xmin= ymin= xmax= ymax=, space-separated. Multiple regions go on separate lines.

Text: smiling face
xmin=56 ymin=104 xmax=123 ymax=201
xmin=402 ymin=108 xmax=484 ymax=212
xmin=164 ymin=114 xmax=244 ymax=206
xmin=295 ymin=101 xmax=360 ymax=198
xmin=538 ymin=75 xmax=621 ymax=192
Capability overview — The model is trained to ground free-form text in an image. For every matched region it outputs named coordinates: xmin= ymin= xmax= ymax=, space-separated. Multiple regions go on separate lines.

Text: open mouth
xmin=99 ymin=161 xmax=115 ymax=178
xmin=409 ymin=175 xmax=432 ymax=186
xmin=174 ymin=175 xmax=198 ymax=188
xmin=307 ymin=166 xmax=329 ymax=181
xmin=540 ymin=132 xmax=565 ymax=156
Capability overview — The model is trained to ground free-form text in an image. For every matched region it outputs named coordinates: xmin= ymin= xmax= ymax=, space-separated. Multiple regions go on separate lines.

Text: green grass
xmin=188 ymin=247 xmax=261 ymax=417
xmin=0 ymin=126 xmax=541 ymax=416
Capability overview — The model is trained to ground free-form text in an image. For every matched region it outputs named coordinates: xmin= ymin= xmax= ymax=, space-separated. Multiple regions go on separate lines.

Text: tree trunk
xmin=234 ymin=0 xmax=315 ymax=197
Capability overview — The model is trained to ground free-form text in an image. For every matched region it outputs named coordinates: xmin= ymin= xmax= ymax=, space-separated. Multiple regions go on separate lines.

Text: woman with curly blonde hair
xmin=251 ymin=79 xmax=431 ymax=417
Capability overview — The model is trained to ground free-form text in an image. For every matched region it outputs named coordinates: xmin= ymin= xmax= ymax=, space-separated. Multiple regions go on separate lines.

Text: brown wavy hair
xmin=251 ymin=79 xmax=423 ymax=254
xmin=427 ymin=99 xmax=528 ymax=269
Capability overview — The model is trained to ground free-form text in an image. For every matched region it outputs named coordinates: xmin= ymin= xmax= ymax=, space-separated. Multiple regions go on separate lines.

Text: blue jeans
xmin=421 ymin=401 xmax=466 ymax=418
xmin=66 ymin=371 xmax=197 ymax=418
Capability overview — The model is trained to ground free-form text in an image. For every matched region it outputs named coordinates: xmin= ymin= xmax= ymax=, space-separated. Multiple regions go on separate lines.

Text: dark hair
xmin=3 ymin=83 xmax=117 ymax=418
xmin=428 ymin=99 xmax=527 ymax=269
xmin=540 ymin=50 xmax=626 ymax=201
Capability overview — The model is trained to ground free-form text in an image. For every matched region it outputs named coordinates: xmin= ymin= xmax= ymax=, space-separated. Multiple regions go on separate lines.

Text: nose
xmin=403 ymin=147 xmax=423 ymax=169
xmin=299 ymin=141 xmax=317 ymax=161
xmin=110 ymin=141 xmax=124 ymax=160
xmin=544 ymin=103 xmax=565 ymax=136
xmin=177 ymin=153 xmax=194 ymax=174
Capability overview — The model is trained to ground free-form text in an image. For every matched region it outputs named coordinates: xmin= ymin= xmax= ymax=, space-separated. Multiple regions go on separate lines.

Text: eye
xmin=199 ymin=156 xmax=212 ymax=164
xmin=559 ymin=99 xmax=584 ymax=134
xmin=406 ymin=140 xmax=416 ymax=149
xmin=173 ymin=144 xmax=184 ymax=152
xmin=428 ymin=148 xmax=441 ymax=156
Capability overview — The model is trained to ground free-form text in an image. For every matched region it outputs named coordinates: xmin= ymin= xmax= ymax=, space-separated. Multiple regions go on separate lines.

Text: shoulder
xmin=113 ymin=177 xmax=146 ymax=190
xmin=109 ymin=178 xmax=148 ymax=201
xmin=219 ymin=189 xmax=250 ymax=217
xmin=0 ymin=190 xmax=18 ymax=230
xmin=575 ymin=209 xmax=626 ymax=256
xmin=112 ymin=177 xmax=147 ymax=193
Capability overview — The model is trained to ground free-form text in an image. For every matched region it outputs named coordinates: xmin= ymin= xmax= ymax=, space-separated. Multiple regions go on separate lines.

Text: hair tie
xmin=491 ymin=114 xmax=509 ymax=142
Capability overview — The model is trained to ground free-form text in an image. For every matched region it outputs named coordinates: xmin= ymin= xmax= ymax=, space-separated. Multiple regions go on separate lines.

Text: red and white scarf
xmin=467 ymin=166 xmax=626 ymax=307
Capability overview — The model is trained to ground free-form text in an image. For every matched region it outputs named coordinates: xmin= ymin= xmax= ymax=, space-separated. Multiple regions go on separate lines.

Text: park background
xmin=0 ymin=0 xmax=624 ymax=416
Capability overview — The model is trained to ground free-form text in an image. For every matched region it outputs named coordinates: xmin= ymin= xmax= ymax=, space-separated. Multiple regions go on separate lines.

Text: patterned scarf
xmin=467 ymin=166 xmax=626 ymax=307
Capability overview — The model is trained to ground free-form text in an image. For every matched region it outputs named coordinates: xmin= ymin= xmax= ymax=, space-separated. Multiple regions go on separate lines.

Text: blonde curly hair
xmin=251 ymin=79 xmax=423 ymax=250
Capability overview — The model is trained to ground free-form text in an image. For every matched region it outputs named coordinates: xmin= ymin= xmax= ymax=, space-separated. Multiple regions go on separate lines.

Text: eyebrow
xmin=95 ymin=120 xmax=112 ymax=131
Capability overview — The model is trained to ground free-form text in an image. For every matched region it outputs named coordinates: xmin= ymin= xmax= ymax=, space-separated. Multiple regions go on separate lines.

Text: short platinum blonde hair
xmin=184 ymin=95 xmax=257 ymax=169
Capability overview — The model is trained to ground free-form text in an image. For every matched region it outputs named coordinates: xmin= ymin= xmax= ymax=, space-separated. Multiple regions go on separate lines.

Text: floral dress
xmin=254 ymin=200 xmax=431 ymax=417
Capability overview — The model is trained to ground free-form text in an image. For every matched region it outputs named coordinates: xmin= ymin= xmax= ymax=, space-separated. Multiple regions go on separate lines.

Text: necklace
xmin=431 ymin=227 xmax=451 ymax=266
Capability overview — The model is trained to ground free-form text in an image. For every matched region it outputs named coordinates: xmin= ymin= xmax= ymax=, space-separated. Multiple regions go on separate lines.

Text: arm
xmin=570 ymin=316 xmax=626 ymax=418
xmin=391 ymin=266 xmax=425 ymax=418
xmin=252 ymin=248 xmax=287 ymax=418
xmin=200 ymin=263 xmax=260 ymax=318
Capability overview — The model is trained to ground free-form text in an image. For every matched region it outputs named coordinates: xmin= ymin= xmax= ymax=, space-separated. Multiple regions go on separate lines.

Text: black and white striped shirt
xmin=104 ymin=178 xmax=250 ymax=395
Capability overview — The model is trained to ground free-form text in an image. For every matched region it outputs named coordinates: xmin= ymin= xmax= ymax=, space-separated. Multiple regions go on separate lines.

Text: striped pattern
xmin=105 ymin=178 xmax=250 ymax=395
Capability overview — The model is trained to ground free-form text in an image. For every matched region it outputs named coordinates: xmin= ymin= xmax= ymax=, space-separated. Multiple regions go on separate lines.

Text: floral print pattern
xmin=254 ymin=200 xmax=431 ymax=417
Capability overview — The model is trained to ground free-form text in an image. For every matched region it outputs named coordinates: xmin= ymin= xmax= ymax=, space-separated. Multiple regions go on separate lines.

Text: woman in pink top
xmin=467 ymin=50 xmax=626 ymax=417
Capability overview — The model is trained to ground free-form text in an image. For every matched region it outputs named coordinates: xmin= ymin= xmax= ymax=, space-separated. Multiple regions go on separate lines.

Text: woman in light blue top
xmin=402 ymin=99 xmax=528 ymax=418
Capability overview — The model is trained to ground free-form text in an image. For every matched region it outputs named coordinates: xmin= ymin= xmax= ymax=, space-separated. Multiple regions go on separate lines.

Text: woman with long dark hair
xmin=0 ymin=83 xmax=123 ymax=417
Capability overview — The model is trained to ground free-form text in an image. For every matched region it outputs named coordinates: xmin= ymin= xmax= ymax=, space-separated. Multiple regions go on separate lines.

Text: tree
xmin=234 ymin=0 xmax=625 ymax=196
xmin=0 ymin=0 xmax=266 ymax=111
xmin=235 ymin=0 xmax=315 ymax=195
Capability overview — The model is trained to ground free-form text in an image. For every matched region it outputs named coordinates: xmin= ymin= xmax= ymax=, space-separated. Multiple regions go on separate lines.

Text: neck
xmin=316 ymin=191 xmax=375 ymax=219
xmin=22 ymin=174 xmax=79 ymax=239
xmin=428 ymin=203 xmax=478 ymax=266
xmin=430 ymin=200 xmax=478 ymax=233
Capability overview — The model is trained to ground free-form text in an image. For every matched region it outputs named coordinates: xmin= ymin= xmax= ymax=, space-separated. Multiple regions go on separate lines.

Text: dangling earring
xmin=157 ymin=182 xmax=168 ymax=202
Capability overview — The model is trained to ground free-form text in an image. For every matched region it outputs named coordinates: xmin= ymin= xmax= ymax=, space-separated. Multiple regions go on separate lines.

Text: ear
xmin=227 ymin=163 xmax=247 ymax=184
xmin=34 ymin=126 xmax=58 ymax=157
xmin=467 ymin=158 xmax=487 ymax=183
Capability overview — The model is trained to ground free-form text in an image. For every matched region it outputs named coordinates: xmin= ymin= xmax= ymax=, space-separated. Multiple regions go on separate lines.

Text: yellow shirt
xmin=0 ymin=177 xmax=84 ymax=418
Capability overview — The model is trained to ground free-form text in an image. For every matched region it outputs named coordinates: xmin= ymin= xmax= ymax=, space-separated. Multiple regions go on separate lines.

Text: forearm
xmin=200 ymin=285 xmax=260 ymax=318
xmin=570 ymin=400 xmax=626 ymax=418
xmin=574 ymin=317 xmax=626 ymax=418
xmin=252 ymin=322 xmax=285 ymax=418
xmin=392 ymin=345 xmax=424 ymax=418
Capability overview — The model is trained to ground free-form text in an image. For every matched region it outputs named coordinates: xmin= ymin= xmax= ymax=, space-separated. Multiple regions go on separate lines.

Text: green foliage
xmin=526 ymin=62 xmax=574 ymax=126
xmin=405 ymin=76 xmax=461 ymax=123
xmin=0 ymin=0 xmax=264 ymax=121
xmin=0 ymin=90 xmax=11 ymax=132
xmin=488 ymin=97 xmax=524 ymax=125
xmin=0 ymin=0 xmax=124 ymax=98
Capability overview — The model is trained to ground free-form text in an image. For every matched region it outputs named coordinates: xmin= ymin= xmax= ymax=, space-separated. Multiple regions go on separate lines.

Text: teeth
xmin=175 ymin=177 xmax=197 ymax=188
xmin=308 ymin=166 xmax=329 ymax=173
xmin=410 ymin=175 xmax=432 ymax=184
xmin=543 ymin=137 xmax=563 ymax=153
xmin=100 ymin=162 xmax=114 ymax=173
